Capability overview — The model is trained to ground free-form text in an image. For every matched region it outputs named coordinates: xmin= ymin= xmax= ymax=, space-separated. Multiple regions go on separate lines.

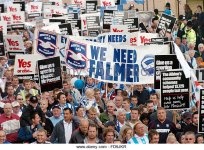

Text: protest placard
xmin=156 ymin=13 xmax=177 ymax=37
xmin=154 ymin=55 xmax=180 ymax=89
xmin=5 ymin=35 xmax=24 ymax=52
xmin=38 ymin=56 xmax=62 ymax=92
xmin=161 ymin=69 xmax=190 ymax=110
xmin=198 ymin=89 xmax=204 ymax=133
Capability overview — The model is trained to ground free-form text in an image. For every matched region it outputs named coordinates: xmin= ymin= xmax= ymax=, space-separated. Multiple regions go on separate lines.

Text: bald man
xmin=69 ymin=119 xmax=89 ymax=143
xmin=0 ymin=103 xmax=20 ymax=143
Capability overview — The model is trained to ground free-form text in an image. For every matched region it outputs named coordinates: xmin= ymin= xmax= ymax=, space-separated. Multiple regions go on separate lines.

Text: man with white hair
xmin=99 ymin=101 xmax=116 ymax=124
xmin=0 ymin=103 xmax=20 ymax=143
xmin=187 ymin=50 xmax=197 ymax=69
xmin=115 ymin=108 xmax=127 ymax=133
xmin=195 ymin=43 xmax=204 ymax=60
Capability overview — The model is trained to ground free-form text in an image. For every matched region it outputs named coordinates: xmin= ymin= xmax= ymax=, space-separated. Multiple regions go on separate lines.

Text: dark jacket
xmin=44 ymin=118 xmax=54 ymax=137
xmin=50 ymin=119 xmax=79 ymax=143
xmin=183 ymin=123 xmax=198 ymax=134
xmin=18 ymin=125 xmax=42 ymax=143
xmin=20 ymin=104 xmax=46 ymax=127
xmin=148 ymin=119 xmax=177 ymax=143
xmin=133 ymin=88 xmax=150 ymax=105
xmin=69 ymin=129 xmax=87 ymax=144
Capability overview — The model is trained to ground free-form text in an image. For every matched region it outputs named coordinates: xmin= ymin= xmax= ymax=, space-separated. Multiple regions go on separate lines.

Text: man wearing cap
xmin=20 ymin=96 xmax=45 ymax=128
xmin=183 ymin=21 xmax=196 ymax=45
xmin=49 ymin=105 xmax=63 ymax=126
xmin=183 ymin=111 xmax=198 ymax=134
xmin=11 ymin=101 xmax=22 ymax=117
xmin=177 ymin=16 xmax=188 ymax=40
xmin=179 ymin=112 xmax=192 ymax=132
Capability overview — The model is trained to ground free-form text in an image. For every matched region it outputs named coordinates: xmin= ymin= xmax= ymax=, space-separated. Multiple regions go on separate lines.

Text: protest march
xmin=0 ymin=0 xmax=204 ymax=146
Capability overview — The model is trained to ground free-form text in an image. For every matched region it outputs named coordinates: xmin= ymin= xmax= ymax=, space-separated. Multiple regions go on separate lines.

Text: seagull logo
xmin=141 ymin=55 xmax=154 ymax=76
xmin=67 ymin=49 xmax=88 ymax=61
xmin=38 ymin=39 xmax=58 ymax=50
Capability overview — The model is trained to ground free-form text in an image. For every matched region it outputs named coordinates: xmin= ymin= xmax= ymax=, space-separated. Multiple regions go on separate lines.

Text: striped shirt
xmin=127 ymin=134 xmax=149 ymax=144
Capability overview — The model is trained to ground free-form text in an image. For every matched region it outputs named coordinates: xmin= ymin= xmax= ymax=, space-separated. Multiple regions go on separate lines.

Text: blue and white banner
xmin=97 ymin=32 xmax=158 ymax=46
xmin=98 ymin=32 xmax=130 ymax=45
xmin=120 ymin=0 xmax=144 ymax=5
xmin=33 ymin=30 xmax=62 ymax=59
xmin=65 ymin=36 xmax=170 ymax=84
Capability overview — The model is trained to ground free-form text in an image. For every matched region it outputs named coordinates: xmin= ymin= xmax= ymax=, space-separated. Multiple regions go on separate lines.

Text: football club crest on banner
xmin=37 ymin=31 xmax=57 ymax=57
xmin=66 ymin=40 xmax=87 ymax=70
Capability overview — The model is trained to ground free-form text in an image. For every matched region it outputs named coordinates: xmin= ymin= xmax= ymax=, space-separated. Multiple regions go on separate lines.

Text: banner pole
xmin=106 ymin=83 xmax=108 ymax=99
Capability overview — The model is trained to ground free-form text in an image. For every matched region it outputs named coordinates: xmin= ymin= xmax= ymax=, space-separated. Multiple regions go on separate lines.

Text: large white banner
xmin=65 ymin=36 xmax=170 ymax=84
xmin=14 ymin=54 xmax=39 ymax=75
xmin=98 ymin=32 xmax=158 ymax=46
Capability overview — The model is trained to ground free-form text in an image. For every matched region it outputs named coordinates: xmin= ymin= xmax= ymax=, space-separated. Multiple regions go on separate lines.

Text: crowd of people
xmin=0 ymin=1 xmax=204 ymax=144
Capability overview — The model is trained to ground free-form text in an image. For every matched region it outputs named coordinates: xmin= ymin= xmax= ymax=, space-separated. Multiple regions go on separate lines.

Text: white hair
xmin=198 ymin=43 xmax=204 ymax=48
xmin=116 ymin=108 xmax=126 ymax=116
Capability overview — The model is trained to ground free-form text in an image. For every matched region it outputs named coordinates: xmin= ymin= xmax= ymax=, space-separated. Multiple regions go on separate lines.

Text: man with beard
xmin=84 ymin=124 xmax=103 ymax=143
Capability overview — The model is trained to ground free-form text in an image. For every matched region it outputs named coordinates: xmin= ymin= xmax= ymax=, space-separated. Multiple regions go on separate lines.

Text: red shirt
xmin=0 ymin=114 xmax=20 ymax=143
xmin=2 ymin=96 xmax=16 ymax=103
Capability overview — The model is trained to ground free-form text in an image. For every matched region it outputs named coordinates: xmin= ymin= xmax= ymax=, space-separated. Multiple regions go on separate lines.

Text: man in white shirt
xmin=50 ymin=108 xmax=79 ymax=143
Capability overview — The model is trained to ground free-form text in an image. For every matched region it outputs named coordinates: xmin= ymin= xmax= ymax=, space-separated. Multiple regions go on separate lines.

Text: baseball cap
xmin=11 ymin=101 xmax=20 ymax=107
xmin=182 ymin=112 xmax=192 ymax=120
xmin=52 ymin=105 xmax=61 ymax=110
xmin=105 ymin=121 xmax=115 ymax=127
xmin=187 ymin=21 xmax=193 ymax=27
xmin=29 ymin=96 xmax=38 ymax=103
xmin=165 ymin=2 xmax=170 ymax=7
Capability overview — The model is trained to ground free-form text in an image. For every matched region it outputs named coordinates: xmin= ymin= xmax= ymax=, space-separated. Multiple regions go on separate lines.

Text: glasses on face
xmin=185 ymin=138 xmax=193 ymax=140
xmin=17 ymin=99 xmax=23 ymax=100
